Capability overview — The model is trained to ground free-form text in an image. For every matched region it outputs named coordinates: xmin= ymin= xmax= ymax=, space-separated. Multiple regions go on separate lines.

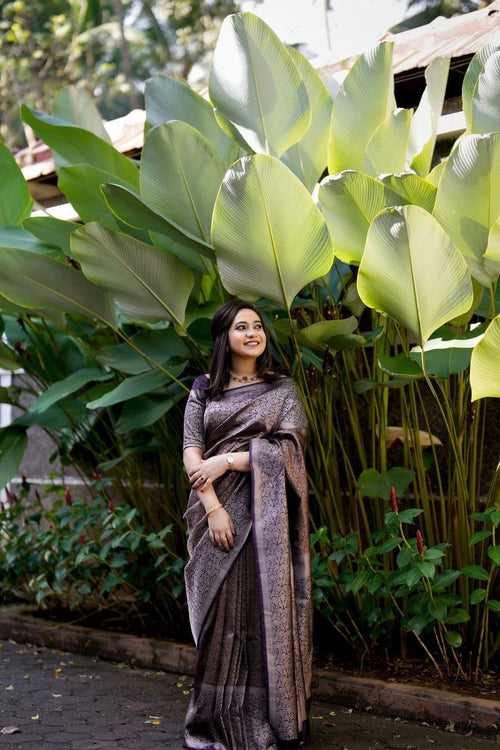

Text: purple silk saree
xmin=183 ymin=376 xmax=312 ymax=750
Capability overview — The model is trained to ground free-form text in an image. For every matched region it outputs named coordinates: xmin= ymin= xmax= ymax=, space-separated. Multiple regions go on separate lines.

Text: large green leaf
xmin=86 ymin=367 xmax=185 ymax=409
xmin=0 ymin=427 xmax=28 ymax=489
xmin=97 ymin=328 xmax=190 ymax=374
xmin=0 ymin=143 xmax=33 ymax=226
xmin=380 ymin=173 xmax=437 ymax=213
xmin=209 ymin=12 xmax=310 ymax=157
xmin=0 ymin=227 xmax=57 ymax=255
xmin=141 ymin=122 xmax=227 ymax=243
xmin=30 ymin=367 xmax=113 ymax=414
xmin=410 ymin=322 xmax=488 ymax=377
xmin=407 ymin=57 xmax=450 ymax=176
xmin=463 ymin=38 xmax=500 ymax=133
xmin=328 ymin=42 xmax=395 ymax=174
xmin=358 ymin=205 xmax=473 ymax=343
xmin=318 ymin=171 xmax=401 ymax=264
xmin=484 ymin=215 xmax=500 ymax=278
xmin=212 ymin=154 xmax=333 ymax=309
xmin=21 ymin=105 xmax=139 ymax=186
xmin=357 ymin=467 xmax=415 ymax=500
xmin=52 ymin=85 xmax=111 ymax=142
xmin=364 ymin=108 xmax=412 ymax=176
xmin=116 ymin=394 xmax=173 ymax=434
xmin=433 ymin=133 xmax=500 ymax=284
xmin=470 ymin=314 xmax=500 ymax=400
xmin=71 ymin=222 xmax=194 ymax=325
xmin=144 ymin=74 xmax=239 ymax=166
xmin=280 ymin=46 xmax=332 ymax=191
xmin=295 ymin=318 xmax=365 ymax=352
xmin=23 ymin=216 xmax=77 ymax=255
xmin=58 ymin=165 xmax=143 ymax=233
xmin=101 ymin=183 xmax=213 ymax=273
xmin=470 ymin=51 xmax=500 ymax=135
xmin=0 ymin=248 xmax=116 ymax=325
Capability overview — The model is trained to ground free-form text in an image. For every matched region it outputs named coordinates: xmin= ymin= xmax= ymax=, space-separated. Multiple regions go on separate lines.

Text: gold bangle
xmin=205 ymin=503 xmax=223 ymax=517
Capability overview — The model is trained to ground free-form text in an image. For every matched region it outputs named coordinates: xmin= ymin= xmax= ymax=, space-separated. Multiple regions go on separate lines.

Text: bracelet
xmin=205 ymin=503 xmax=223 ymax=517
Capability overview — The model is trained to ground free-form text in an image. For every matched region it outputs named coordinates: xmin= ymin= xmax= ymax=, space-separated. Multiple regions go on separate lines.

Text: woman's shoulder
xmin=191 ymin=373 xmax=210 ymax=391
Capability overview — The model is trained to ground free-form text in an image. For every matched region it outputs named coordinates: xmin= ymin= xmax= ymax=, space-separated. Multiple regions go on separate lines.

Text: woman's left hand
xmin=188 ymin=454 xmax=230 ymax=493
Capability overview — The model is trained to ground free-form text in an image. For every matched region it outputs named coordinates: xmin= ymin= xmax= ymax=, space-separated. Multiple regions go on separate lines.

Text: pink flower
xmin=65 ymin=486 xmax=73 ymax=506
xmin=416 ymin=530 xmax=424 ymax=557
xmin=390 ymin=486 xmax=398 ymax=513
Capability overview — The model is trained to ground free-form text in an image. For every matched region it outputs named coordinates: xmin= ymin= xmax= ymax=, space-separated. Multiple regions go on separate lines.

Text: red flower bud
xmin=416 ymin=529 xmax=424 ymax=556
xmin=79 ymin=533 xmax=86 ymax=546
xmin=65 ymin=486 xmax=73 ymax=506
xmin=49 ymin=522 xmax=55 ymax=529
xmin=108 ymin=500 xmax=115 ymax=514
xmin=93 ymin=472 xmax=101 ymax=482
xmin=390 ymin=486 xmax=398 ymax=513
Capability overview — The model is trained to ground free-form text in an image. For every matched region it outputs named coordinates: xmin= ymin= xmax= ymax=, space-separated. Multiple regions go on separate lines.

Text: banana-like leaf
xmin=30 ymin=367 xmax=113 ymax=414
xmin=0 ymin=248 xmax=116 ymax=325
xmin=380 ymin=173 xmax=437 ymax=213
xmin=144 ymin=74 xmax=239 ymax=166
xmin=0 ymin=143 xmax=33 ymax=226
xmin=24 ymin=216 xmax=77 ymax=255
xmin=212 ymin=154 xmax=333 ymax=309
xmin=0 ymin=341 xmax=22 ymax=371
xmin=463 ymin=38 xmax=500 ymax=133
xmin=52 ymin=85 xmax=111 ymax=142
xmin=101 ymin=183 xmax=213 ymax=273
xmin=58 ymin=165 xmax=144 ymax=235
xmin=21 ymin=105 xmax=139 ymax=186
xmin=470 ymin=314 xmax=500 ymax=400
xmin=0 ymin=227 xmax=57 ymax=255
xmin=280 ymin=46 xmax=332 ymax=191
xmin=485 ymin=215 xmax=500 ymax=277
xmin=378 ymin=353 xmax=424 ymax=379
xmin=410 ymin=322 xmax=488 ymax=377
xmin=433 ymin=133 xmax=500 ymax=284
xmin=71 ymin=222 xmax=194 ymax=325
xmin=296 ymin=317 xmax=365 ymax=352
xmin=209 ymin=13 xmax=310 ymax=157
xmin=116 ymin=394 xmax=173 ymax=434
xmin=97 ymin=329 xmax=189 ymax=378
xmin=0 ymin=427 xmax=28 ymax=489
xmin=318 ymin=171 xmax=401 ymax=264
xmin=328 ymin=42 xmax=395 ymax=174
xmin=407 ymin=57 xmax=450 ymax=176
xmin=87 ymin=369 xmax=174 ymax=409
xmin=470 ymin=51 xmax=500 ymax=135
xmin=358 ymin=205 xmax=473 ymax=343
xmin=364 ymin=108 xmax=412 ymax=176
xmin=141 ymin=122 xmax=227 ymax=244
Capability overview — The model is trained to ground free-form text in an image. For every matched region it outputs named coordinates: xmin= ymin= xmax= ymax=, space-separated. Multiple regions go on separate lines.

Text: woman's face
xmin=227 ymin=308 xmax=266 ymax=365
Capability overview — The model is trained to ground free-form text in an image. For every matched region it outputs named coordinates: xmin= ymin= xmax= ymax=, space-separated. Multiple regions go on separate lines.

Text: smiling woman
xmin=181 ymin=299 xmax=312 ymax=750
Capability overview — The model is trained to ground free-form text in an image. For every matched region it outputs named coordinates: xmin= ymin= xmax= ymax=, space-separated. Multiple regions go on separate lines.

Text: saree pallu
xmin=183 ymin=376 xmax=312 ymax=750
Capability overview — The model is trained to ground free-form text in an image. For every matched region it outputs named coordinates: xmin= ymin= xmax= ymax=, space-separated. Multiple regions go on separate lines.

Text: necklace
xmin=230 ymin=370 xmax=259 ymax=383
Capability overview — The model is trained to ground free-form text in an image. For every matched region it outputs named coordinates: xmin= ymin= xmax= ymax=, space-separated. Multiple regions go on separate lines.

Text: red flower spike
xmin=79 ymin=533 xmax=86 ymax=546
xmin=93 ymin=472 xmax=101 ymax=482
xmin=390 ymin=486 xmax=398 ymax=513
xmin=108 ymin=500 xmax=115 ymax=514
xmin=65 ymin=486 xmax=73 ymax=506
xmin=416 ymin=529 xmax=424 ymax=556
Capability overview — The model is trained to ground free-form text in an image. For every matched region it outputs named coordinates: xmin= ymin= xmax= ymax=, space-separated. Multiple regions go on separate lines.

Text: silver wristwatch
xmin=226 ymin=452 xmax=234 ymax=471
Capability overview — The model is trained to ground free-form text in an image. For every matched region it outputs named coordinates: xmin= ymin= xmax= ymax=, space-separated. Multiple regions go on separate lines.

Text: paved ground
xmin=0 ymin=639 xmax=499 ymax=749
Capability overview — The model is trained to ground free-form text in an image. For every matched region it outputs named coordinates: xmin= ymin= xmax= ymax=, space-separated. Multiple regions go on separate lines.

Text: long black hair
xmin=208 ymin=300 xmax=279 ymax=396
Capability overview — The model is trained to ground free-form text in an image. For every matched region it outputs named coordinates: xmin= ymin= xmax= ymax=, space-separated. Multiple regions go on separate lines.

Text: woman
xmin=182 ymin=300 xmax=312 ymax=750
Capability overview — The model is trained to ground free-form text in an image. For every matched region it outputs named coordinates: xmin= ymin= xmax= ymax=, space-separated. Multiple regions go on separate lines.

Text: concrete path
xmin=0 ymin=639 xmax=499 ymax=749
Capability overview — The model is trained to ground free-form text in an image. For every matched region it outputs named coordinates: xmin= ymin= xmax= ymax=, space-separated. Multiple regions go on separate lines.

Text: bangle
xmin=205 ymin=503 xmax=223 ymax=517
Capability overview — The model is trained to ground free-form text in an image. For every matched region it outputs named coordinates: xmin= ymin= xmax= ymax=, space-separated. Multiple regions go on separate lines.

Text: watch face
xmin=227 ymin=454 xmax=234 ymax=467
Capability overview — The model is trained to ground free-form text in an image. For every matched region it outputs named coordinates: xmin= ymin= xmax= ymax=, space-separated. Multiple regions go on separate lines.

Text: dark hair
xmin=208 ymin=300 xmax=278 ymax=395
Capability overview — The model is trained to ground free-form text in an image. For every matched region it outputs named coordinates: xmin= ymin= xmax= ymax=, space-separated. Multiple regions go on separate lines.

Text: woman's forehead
xmin=232 ymin=308 xmax=262 ymax=325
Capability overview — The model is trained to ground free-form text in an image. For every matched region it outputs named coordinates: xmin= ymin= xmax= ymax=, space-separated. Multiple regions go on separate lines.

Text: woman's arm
xmin=183 ymin=446 xmax=236 ymax=551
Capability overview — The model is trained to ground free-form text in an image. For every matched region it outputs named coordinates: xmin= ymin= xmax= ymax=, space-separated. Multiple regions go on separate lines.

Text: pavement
xmin=1 ymin=639 xmax=500 ymax=749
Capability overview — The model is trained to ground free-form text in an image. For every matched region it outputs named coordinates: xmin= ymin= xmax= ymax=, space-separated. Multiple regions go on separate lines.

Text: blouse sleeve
xmin=183 ymin=375 xmax=209 ymax=452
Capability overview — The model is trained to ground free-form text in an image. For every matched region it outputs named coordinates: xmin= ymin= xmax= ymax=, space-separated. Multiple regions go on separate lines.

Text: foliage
xmin=0 ymin=0 xmax=240 ymax=148
xmin=0 ymin=476 xmax=188 ymax=637
xmin=0 ymin=11 xmax=499 ymax=675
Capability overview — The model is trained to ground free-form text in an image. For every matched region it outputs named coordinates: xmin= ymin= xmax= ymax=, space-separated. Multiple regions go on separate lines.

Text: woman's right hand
xmin=208 ymin=507 xmax=235 ymax=551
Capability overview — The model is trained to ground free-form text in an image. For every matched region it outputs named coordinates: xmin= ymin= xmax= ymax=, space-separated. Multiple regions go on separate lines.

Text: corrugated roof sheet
xmin=314 ymin=0 xmax=500 ymax=78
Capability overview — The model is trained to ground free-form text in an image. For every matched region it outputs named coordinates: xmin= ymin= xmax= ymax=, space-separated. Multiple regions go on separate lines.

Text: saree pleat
xmin=183 ymin=377 xmax=312 ymax=750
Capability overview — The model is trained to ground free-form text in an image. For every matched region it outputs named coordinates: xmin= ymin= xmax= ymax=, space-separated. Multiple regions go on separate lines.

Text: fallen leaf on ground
xmin=1 ymin=726 xmax=20 ymax=735
xmin=54 ymin=668 xmax=62 ymax=678
xmin=31 ymin=714 xmax=40 ymax=721
xmin=5 ymin=684 xmax=14 ymax=691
